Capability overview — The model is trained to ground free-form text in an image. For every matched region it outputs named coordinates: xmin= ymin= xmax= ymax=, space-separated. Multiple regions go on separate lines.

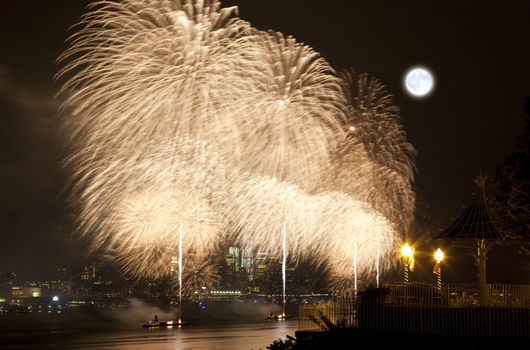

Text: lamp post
xmin=433 ymin=248 xmax=444 ymax=292
xmin=400 ymin=243 xmax=414 ymax=284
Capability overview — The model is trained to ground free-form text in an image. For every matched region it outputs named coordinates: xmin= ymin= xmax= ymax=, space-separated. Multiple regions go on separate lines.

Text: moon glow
xmin=404 ymin=67 xmax=434 ymax=98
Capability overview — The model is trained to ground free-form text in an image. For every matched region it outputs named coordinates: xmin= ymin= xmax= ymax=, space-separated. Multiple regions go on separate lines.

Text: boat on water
xmin=266 ymin=313 xmax=292 ymax=321
xmin=142 ymin=320 xmax=192 ymax=328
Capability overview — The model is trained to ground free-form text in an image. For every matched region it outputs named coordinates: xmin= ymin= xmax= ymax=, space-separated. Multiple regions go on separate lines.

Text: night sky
xmin=1 ymin=1 xmax=529 ymax=280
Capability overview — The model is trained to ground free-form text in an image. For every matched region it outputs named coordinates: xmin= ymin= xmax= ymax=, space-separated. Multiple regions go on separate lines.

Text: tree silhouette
xmin=493 ymin=97 xmax=530 ymax=252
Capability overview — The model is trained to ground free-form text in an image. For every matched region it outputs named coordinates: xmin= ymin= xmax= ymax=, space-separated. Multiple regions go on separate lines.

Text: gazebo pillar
xmin=477 ymin=239 xmax=488 ymax=306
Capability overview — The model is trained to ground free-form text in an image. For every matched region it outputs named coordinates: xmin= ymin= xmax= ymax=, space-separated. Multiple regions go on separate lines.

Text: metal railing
xmin=298 ymin=299 xmax=356 ymax=332
xmin=298 ymin=283 xmax=530 ymax=338
xmin=382 ymin=283 xmax=530 ymax=308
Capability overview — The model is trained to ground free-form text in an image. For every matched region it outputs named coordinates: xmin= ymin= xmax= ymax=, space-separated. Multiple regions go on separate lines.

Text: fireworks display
xmin=58 ymin=0 xmax=416 ymax=288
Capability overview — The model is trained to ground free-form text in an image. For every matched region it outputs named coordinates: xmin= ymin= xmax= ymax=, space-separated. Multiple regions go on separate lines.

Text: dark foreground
xmin=295 ymin=328 xmax=530 ymax=349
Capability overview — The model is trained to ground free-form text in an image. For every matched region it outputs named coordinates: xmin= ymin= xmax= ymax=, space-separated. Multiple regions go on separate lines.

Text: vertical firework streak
xmin=282 ymin=222 xmax=287 ymax=316
xmin=58 ymin=0 xmax=416 ymax=285
xmin=353 ymin=241 xmax=358 ymax=299
xmin=376 ymin=250 xmax=380 ymax=288
xmin=178 ymin=221 xmax=183 ymax=322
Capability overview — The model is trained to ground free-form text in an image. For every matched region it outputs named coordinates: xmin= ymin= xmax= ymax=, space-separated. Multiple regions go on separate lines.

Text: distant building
xmin=255 ymin=252 xmax=269 ymax=280
xmin=11 ymin=286 xmax=42 ymax=298
xmin=170 ymin=255 xmax=178 ymax=274
xmin=80 ymin=263 xmax=96 ymax=281
xmin=226 ymin=246 xmax=240 ymax=271
xmin=56 ymin=267 xmax=72 ymax=297
xmin=0 ymin=272 xmax=17 ymax=298
xmin=80 ymin=266 xmax=89 ymax=281
xmin=241 ymin=246 xmax=253 ymax=279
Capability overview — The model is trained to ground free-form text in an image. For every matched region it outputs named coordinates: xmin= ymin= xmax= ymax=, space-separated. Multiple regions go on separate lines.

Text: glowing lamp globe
xmin=401 ymin=243 xmax=413 ymax=258
xmin=434 ymin=248 xmax=445 ymax=263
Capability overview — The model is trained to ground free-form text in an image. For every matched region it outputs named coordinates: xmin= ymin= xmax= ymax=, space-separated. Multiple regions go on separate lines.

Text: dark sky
xmin=1 ymin=0 xmax=529 ymax=280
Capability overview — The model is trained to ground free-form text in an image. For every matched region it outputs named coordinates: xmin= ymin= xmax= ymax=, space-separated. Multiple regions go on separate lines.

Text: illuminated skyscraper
xmin=170 ymin=255 xmax=178 ymax=274
xmin=255 ymin=252 xmax=269 ymax=280
xmin=226 ymin=247 xmax=240 ymax=271
xmin=240 ymin=246 xmax=253 ymax=279
xmin=80 ymin=266 xmax=90 ymax=280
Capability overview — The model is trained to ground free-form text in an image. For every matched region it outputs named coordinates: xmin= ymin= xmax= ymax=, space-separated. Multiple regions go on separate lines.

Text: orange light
xmin=434 ymin=248 xmax=444 ymax=263
xmin=401 ymin=243 xmax=413 ymax=258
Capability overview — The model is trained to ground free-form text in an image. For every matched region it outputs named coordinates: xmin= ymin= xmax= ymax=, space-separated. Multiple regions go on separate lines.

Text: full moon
xmin=404 ymin=67 xmax=434 ymax=97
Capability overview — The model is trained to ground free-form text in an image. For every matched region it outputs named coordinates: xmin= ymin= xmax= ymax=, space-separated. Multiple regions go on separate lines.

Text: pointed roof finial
xmin=474 ymin=174 xmax=488 ymax=198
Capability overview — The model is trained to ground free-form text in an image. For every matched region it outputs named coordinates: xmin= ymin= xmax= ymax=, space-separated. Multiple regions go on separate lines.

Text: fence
xmin=298 ymin=299 xmax=356 ymax=331
xmin=298 ymin=283 xmax=530 ymax=338
xmin=384 ymin=283 xmax=530 ymax=308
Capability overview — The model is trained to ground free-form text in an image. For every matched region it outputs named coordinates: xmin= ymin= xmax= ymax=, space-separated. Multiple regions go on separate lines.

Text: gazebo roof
xmin=435 ymin=176 xmax=505 ymax=242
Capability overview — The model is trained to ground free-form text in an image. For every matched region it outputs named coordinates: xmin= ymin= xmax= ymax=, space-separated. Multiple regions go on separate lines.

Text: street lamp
xmin=433 ymin=248 xmax=444 ymax=292
xmin=400 ymin=243 xmax=415 ymax=283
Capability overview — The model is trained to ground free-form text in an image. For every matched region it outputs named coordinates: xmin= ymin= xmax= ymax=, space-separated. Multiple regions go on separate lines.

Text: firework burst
xmin=332 ymin=70 xmax=417 ymax=230
xmin=231 ymin=31 xmax=347 ymax=190
xmin=180 ymin=257 xmax=221 ymax=298
xmin=58 ymin=0 xmax=416 ymax=282
xmin=71 ymin=137 xmax=225 ymax=278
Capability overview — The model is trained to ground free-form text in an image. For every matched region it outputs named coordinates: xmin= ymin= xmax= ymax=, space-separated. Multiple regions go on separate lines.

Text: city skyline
xmin=0 ymin=245 xmax=325 ymax=304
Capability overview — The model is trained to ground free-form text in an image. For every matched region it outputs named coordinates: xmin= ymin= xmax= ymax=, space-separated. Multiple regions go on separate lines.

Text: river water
xmin=0 ymin=311 xmax=297 ymax=350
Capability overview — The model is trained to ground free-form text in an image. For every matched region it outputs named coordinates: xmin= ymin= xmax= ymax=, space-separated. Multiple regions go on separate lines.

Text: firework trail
xmin=58 ymin=0 xmax=416 ymax=283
